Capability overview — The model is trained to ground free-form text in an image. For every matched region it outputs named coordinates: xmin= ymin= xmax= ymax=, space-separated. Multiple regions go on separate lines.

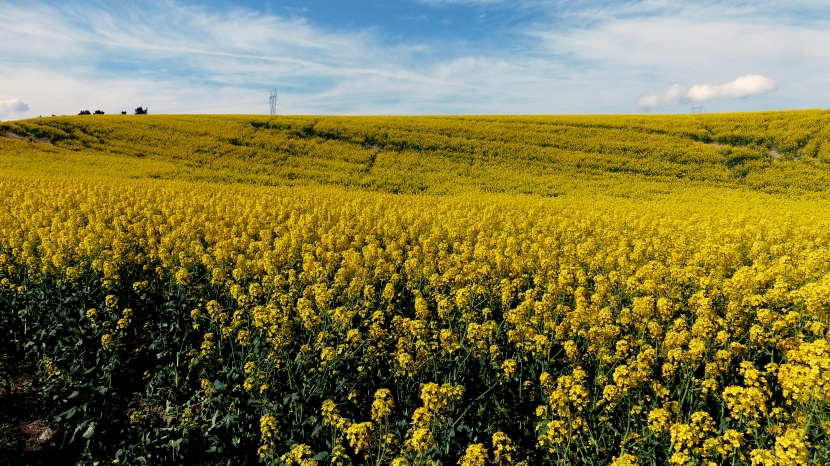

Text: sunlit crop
xmin=1 ymin=111 xmax=830 ymax=464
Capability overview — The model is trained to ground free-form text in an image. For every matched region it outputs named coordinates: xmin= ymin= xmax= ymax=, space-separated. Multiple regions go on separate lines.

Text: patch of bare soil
xmin=0 ymin=350 xmax=66 ymax=465
xmin=3 ymin=132 xmax=51 ymax=144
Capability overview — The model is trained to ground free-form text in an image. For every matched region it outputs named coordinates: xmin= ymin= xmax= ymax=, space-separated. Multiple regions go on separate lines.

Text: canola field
xmin=1 ymin=111 xmax=830 ymax=465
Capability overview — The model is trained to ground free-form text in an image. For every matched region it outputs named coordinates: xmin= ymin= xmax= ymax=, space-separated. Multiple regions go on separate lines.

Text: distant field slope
xmin=3 ymin=110 xmax=830 ymax=195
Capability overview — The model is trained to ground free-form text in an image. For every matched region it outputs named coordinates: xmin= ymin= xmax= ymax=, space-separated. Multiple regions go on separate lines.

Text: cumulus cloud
xmin=635 ymin=84 xmax=686 ymax=110
xmin=637 ymin=75 xmax=777 ymax=109
xmin=0 ymin=98 xmax=30 ymax=118
xmin=687 ymin=74 xmax=778 ymax=102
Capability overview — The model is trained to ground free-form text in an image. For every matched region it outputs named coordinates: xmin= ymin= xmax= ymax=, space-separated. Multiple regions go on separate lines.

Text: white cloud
xmin=528 ymin=2 xmax=830 ymax=111
xmin=0 ymin=98 xmax=29 ymax=118
xmin=0 ymin=1 xmax=583 ymax=116
xmin=637 ymin=75 xmax=777 ymax=109
xmin=636 ymin=84 xmax=686 ymax=110
xmin=0 ymin=0 xmax=828 ymax=116
xmin=0 ymin=1 xmax=423 ymax=116
xmin=687 ymin=75 xmax=777 ymax=102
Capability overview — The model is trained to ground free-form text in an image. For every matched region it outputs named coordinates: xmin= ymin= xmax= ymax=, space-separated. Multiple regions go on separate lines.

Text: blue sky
xmin=1 ymin=0 xmax=828 ymax=119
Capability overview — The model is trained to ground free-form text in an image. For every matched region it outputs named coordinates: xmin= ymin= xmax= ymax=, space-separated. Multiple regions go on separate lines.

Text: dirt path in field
xmin=3 ymin=132 xmax=51 ymax=144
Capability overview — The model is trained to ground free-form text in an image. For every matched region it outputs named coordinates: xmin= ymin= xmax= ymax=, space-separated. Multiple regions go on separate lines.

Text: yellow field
xmin=1 ymin=111 xmax=829 ymax=464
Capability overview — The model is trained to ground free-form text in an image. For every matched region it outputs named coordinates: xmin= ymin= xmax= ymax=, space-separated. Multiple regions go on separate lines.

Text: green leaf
xmin=82 ymin=422 xmax=96 ymax=439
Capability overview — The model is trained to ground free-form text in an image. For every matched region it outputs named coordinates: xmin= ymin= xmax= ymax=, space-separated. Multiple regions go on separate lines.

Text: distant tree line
xmin=77 ymin=107 xmax=148 ymax=115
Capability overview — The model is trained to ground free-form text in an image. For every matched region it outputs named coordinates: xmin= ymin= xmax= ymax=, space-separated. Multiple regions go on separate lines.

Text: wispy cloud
xmin=0 ymin=0 xmax=828 ymax=117
xmin=0 ymin=1 xmax=413 ymax=115
xmin=415 ymin=0 xmax=507 ymax=5
xmin=1 ymin=0 xmax=561 ymax=116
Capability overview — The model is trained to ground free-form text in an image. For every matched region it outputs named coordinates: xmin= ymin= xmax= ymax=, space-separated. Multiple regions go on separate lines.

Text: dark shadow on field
xmin=0 ymin=344 xmax=76 ymax=466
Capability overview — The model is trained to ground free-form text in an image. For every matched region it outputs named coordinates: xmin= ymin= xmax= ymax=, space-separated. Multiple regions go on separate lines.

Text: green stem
xmin=450 ymin=380 xmax=500 ymax=430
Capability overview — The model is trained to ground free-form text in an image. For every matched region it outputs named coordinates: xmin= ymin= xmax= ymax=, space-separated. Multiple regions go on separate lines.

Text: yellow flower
xmin=346 ymin=421 xmax=374 ymax=454
xmin=721 ymin=429 xmax=744 ymax=453
xmin=101 ymin=333 xmax=114 ymax=350
xmin=205 ymin=300 xmax=226 ymax=322
xmin=722 ymin=385 xmax=767 ymax=421
xmin=749 ymin=448 xmax=775 ymax=466
xmin=492 ymin=431 xmax=516 ymax=464
xmin=330 ymin=445 xmax=349 ymax=466
xmin=43 ymin=358 xmax=59 ymax=377
xmin=280 ymin=443 xmax=317 ymax=466
xmin=260 ymin=414 xmax=279 ymax=440
xmin=132 ymin=280 xmax=148 ymax=294
xmin=458 ymin=443 xmax=488 ymax=466
xmin=502 ymin=358 xmax=518 ymax=379
xmin=669 ymin=423 xmax=696 ymax=453
xmin=774 ymin=429 xmax=809 ymax=466
xmin=116 ymin=315 xmax=130 ymax=330
xmin=668 ymin=451 xmax=692 ymax=465
xmin=610 ymin=453 xmax=638 ymax=466
xmin=105 ymin=294 xmax=118 ymax=309
xmin=371 ymin=388 xmax=394 ymax=422
xmin=243 ymin=377 xmax=255 ymax=391
xmin=563 ymin=340 xmax=579 ymax=359
xmin=602 ymin=384 xmax=621 ymax=405
xmin=321 ymin=399 xmax=350 ymax=429
xmin=230 ymin=328 xmax=248 ymax=346
xmin=440 ymin=328 xmax=460 ymax=354
xmin=200 ymin=333 xmax=215 ymax=357
xmin=615 ymin=339 xmax=630 ymax=359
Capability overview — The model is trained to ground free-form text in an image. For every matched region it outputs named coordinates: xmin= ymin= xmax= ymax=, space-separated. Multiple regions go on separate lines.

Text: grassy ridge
xmin=3 ymin=110 xmax=830 ymax=195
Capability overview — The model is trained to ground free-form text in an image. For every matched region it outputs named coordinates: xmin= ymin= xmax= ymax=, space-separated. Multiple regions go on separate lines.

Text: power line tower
xmin=691 ymin=105 xmax=704 ymax=114
xmin=269 ymin=90 xmax=278 ymax=115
